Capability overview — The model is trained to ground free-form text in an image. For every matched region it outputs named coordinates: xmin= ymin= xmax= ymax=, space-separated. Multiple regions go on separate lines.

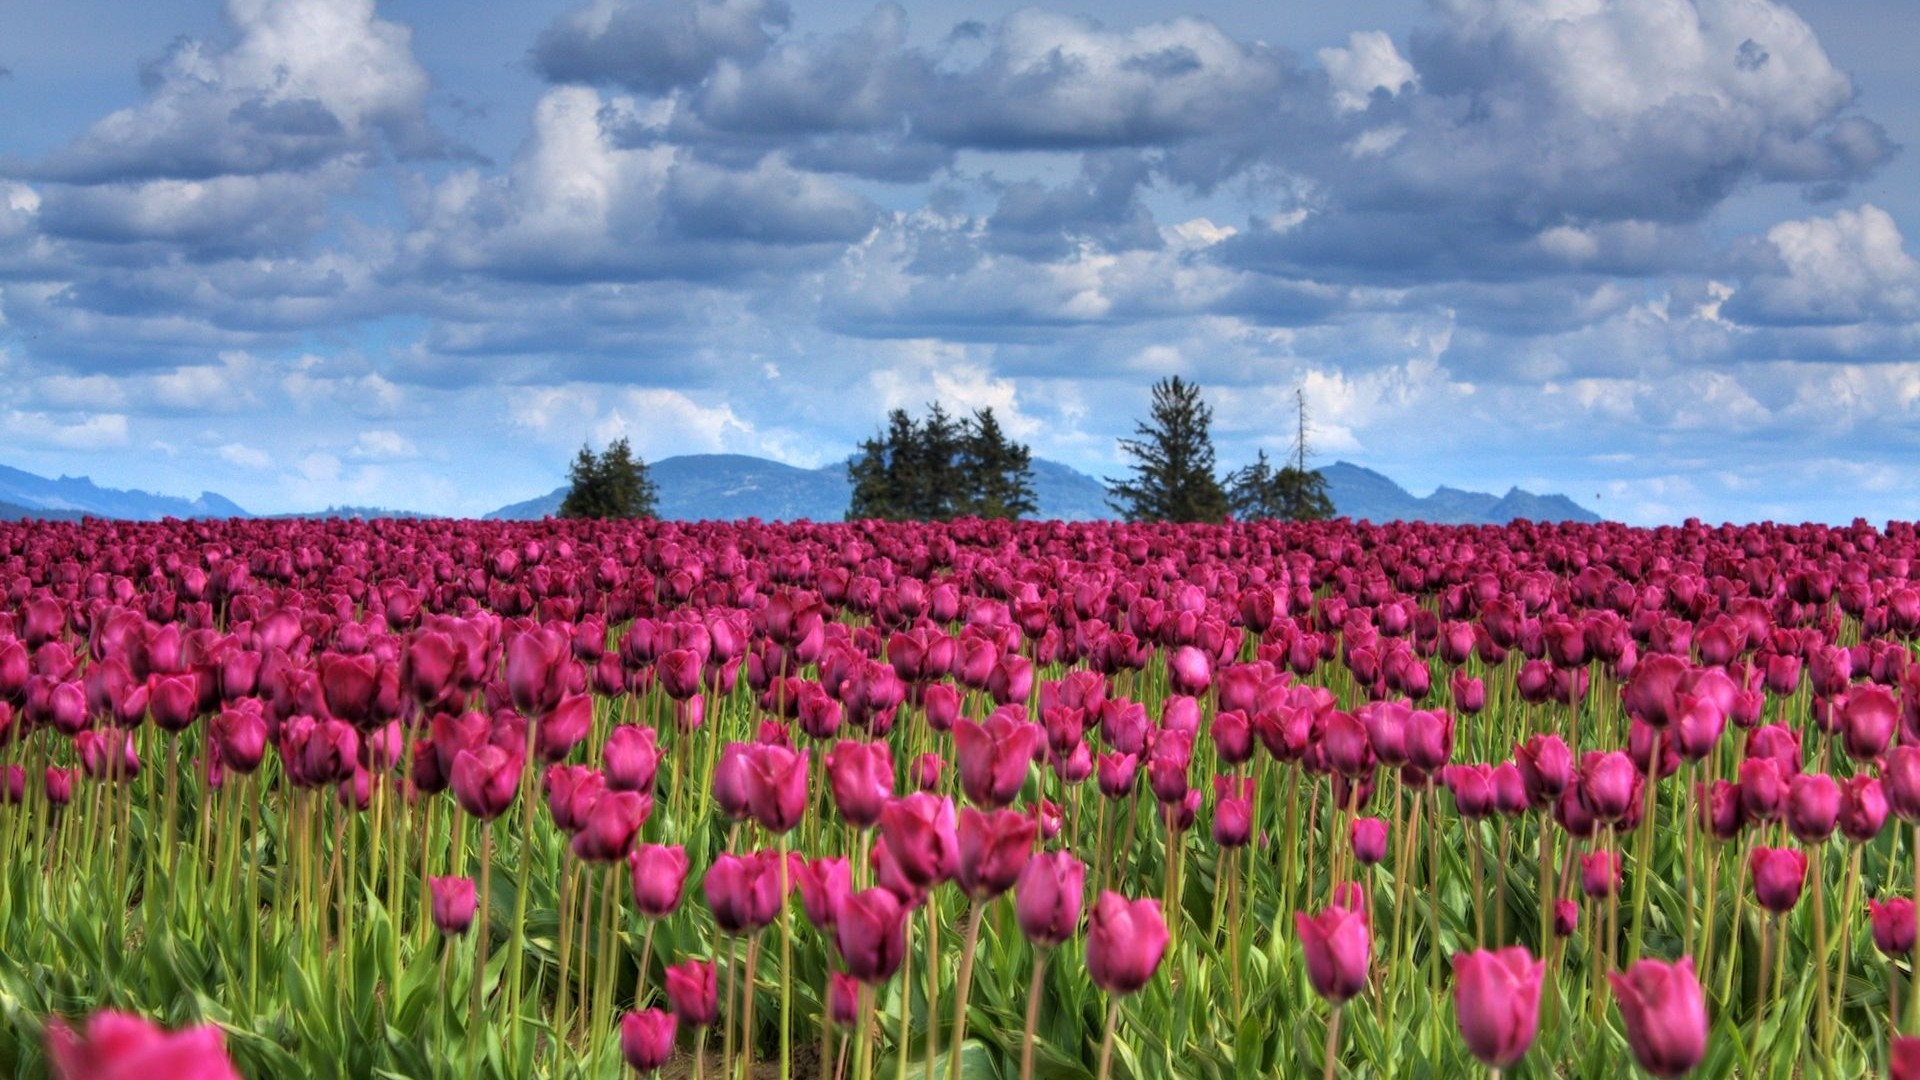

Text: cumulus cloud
xmin=1728 ymin=204 xmax=1920 ymax=325
xmin=29 ymin=0 xmax=440 ymax=184
xmin=402 ymin=86 xmax=875 ymax=282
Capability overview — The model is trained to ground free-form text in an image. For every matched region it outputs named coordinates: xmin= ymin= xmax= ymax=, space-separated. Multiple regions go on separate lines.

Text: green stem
xmin=948 ymin=903 xmax=986 ymax=1080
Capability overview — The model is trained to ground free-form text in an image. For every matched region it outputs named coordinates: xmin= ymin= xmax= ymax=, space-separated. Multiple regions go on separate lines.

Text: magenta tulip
xmin=1296 ymin=904 xmax=1370 ymax=1004
xmin=1087 ymin=892 xmax=1169 ymax=995
xmin=618 ymin=1009 xmax=676 ymax=1072
xmin=1452 ymin=946 xmax=1543 ymax=1068
xmin=665 ymin=959 xmax=718 ymax=1027
xmin=1609 ymin=958 xmax=1708 ymax=1078
xmin=835 ymin=887 xmax=909 ymax=983
xmin=1015 ymin=851 xmax=1085 ymax=946
xmin=628 ymin=843 xmax=690 ymax=918
xmin=430 ymin=876 xmax=477 ymax=936
xmin=1749 ymin=847 xmax=1808 ymax=913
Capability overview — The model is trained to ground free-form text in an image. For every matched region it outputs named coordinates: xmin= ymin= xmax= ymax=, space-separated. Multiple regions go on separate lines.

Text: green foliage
xmin=1226 ymin=450 xmax=1336 ymax=522
xmin=847 ymin=404 xmax=1036 ymax=521
xmin=1106 ymin=376 xmax=1230 ymax=523
xmin=558 ymin=438 xmax=658 ymax=520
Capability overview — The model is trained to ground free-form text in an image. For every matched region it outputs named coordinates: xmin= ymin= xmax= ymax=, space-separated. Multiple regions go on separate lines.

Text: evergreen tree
xmin=846 ymin=403 xmax=1037 ymax=520
xmin=1228 ymin=449 xmax=1334 ymax=521
xmin=559 ymin=437 xmax=658 ymax=519
xmin=960 ymin=407 xmax=1037 ymax=520
xmin=1106 ymin=376 xmax=1229 ymax=523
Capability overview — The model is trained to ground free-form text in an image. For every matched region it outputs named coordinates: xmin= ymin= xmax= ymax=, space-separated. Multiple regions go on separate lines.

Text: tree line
xmin=556 ymin=378 xmax=1334 ymax=523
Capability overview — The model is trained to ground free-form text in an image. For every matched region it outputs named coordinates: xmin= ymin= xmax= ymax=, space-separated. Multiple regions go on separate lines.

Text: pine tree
xmin=846 ymin=403 xmax=1037 ymax=520
xmin=1225 ymin=389 xmax=1336 ymax=522
xmin=1106 ymin=376 xmax=1229 ymax=523
xmin=559 ymin=437 xmax=658 ymax=519
xmin=961 ymin=407 xmax=1037 ymax=520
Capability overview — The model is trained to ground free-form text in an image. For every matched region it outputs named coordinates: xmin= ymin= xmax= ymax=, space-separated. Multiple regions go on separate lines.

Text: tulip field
xmin=12 ymin=516 xmax=1920 ymax=1078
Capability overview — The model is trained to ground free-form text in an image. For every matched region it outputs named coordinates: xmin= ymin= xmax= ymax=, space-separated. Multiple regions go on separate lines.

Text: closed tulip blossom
xmin=46 ymin=1010 xmax=243 ymax=1080
xmin=1016 ymin=851 xmax=1086 ymax=946
xmin=879 ymin=793 xmax=959 ymax=887
xmin=914 ymin=752 xmax=943 ymax=792
xmin=1609 ymin=958 xmax=1708 ymax=1079
xmin=618 ymin=1009 xmax=676 ymax=1073
xmin=1578 ymin=751 xmax=1638 ymax=822
xmin=1580 ymin=851 xmax=1620 ymax=900
xmin=1087 ymin=892 xmax=1170 ymax=994
xmin=603 ymin=725 xmax=661 ymax=793
xmin=954 ymin=712 xmax=1043 ymax=809
xmin=1296 ymin=903 xmax=1370 ymax=1004
xmin=570 ymin=789 xmax=651 ymax=861
xmin=742 ymin=743 xmax=809 ymax=833
xmin=956 ymin=807 xmax=1038 ymax=900
xmin=835 ymin=887 xmax=909 ymax=983
xmin=450 ymin=744 xmax=520 ymax=821
xmin=1786 ymin=773 xmax=1842 ymax=844
xmin=1841 ymin=776 xmax=1890 ymax=842
xmin=429 ymin=876 xmax=477 ymax=936
xmin=1553 ymin=899 xmax=1579 ymax=937
xmin=704 ymin=851 xmax=787 ymax=934
xmin=792 ymin=856 xmax=851 ymax=929
xmin=628 ymin=843 xmax=690 ymax=918
xmin=665 ymin=959 xmax=718 ymax=1027
xmin=1452 ymin=947 xmax=1543 ymax=1068
xmin=1871 ymin=898 xmax=1918 ymax=957
xmin=829 ymin=972 xmax=861 ymax=1027
xmin=1749 ymin=847 xmax=1808 ymax=913
xmin=1351 ymin=817 xmax=1388 ymax=866
xmin=1212 ymin=790 xmax=1253 ymax=848
xmin=827 ymin=739 xmax=894 ymax=829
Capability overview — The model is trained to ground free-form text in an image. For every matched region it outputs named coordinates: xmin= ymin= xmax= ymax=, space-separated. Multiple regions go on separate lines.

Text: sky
xmin=2 ymin=0 xmax=1918 ymax=524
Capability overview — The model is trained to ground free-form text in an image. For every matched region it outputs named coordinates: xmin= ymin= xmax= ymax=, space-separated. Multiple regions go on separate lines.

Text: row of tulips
xmin=11 ymin=515 xmax=1920 ymax=1078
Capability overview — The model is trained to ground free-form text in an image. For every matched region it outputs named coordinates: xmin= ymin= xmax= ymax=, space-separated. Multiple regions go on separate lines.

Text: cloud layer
xmin=0 ymin=0 xmax=1915 ymax=525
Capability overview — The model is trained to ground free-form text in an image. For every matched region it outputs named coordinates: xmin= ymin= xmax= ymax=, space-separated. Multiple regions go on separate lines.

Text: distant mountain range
xmin=485 ymin=454 xmax=1600 ymax=525
xmin=0 ymin=455 xmax=1601 ymax=525
xmin=1319 ymin=462 xmax=1601 ymax=526
xmin=0 ymin=464 xmax=247 ymax=520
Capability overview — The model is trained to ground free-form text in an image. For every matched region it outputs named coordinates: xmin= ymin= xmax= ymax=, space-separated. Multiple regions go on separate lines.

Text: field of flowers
xmin=3 ymin=514 xmax=1920 ymax=1078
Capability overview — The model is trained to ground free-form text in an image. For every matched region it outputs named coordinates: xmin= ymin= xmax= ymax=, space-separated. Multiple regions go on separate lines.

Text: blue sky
xmin=2 ymin=0 xmax=1917 ymax=523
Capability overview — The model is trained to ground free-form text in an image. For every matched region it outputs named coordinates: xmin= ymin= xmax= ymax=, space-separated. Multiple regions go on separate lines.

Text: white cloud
xmin=1 ymin=411 xmax=131 ymax=451
xmin=1319 ymin=31 xmax=1417 ymax=112
xmin=1733 ymin=204 xmax=1920 ymax=325
xmin=218 ymin=442 xmax=272 ymax=470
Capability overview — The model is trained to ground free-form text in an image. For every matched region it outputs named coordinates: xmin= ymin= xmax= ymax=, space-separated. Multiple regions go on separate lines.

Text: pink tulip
xmin=1452 ymin=946 xmax=1543 ymax=1068
xmin=1296 ymin=904 xmax=1370 ymax=1004
xmin=1609 ymin=958 xmax=1708 ymax=1078
xmin=1087 ymin=891 xmax=1169 ymax=995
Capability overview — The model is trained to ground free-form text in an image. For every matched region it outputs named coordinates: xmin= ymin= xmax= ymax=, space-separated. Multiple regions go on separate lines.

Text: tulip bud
xmin=1015 ymin=851 xmax=1085 ymax=946
xmin=1871 ymin=898 xmax=1918 ymax=958
xmin=1295 ymin=904 xmax=1370 ymax=1004
xmin=665 ymin=959 xmax=718 ymax=1027
xmin=429 ymin=876 xmax=477 ymax=936
xmin=1552 ymin=898 xmax=1579 ymax=937
xmin=1088 ymin=891 xmax=1170 ymax=995
xmin=835 ymin=887 xmax=909 ymax=983
xmin=1608 ymin=958 xmax=1708 ymax=1080
xmin=45 ymin=1010 xmax=244 ymax=1080
xmin=618 ymin=1009 xmax=676 ymax=1072
xmin=1452 ymin=946 xmax=1543 ymax=1068
xmin=1786 ymin=773 xmax=1841 ymax=844
xmin=628 ymin=843 xmax=690 ymax=919
xmin=1749 ymin=846 xmax=1808 ymax=913
xmin=1580 ymin=851 xmax=1620 ymax=899
xmin=1351 ymin=817 xmax=1388 ymax=866
xmin=956 ymin=807 xmax=1038 ymax=900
